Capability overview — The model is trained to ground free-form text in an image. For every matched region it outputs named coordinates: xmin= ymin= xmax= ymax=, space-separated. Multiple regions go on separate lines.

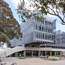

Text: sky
xmin=4 ymin=0 xmax=65 ymax=32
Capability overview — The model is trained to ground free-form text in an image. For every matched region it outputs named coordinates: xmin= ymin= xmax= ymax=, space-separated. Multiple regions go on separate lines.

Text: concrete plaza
xmin=1 ymin=57 xmax=65 ymax=65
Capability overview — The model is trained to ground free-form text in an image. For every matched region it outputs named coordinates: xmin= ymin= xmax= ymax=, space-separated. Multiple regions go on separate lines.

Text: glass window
xmin=36 ymin=32 xmax=42 ymax=39
xmin=39 ymin=26 xmax=41 ymax=31
xmin=38 ymin=33 xmax=40 ymax=38
xmin=36 ymin=24 xmax=37 ymax=29
xmin=42 ymin=27 xmax=44 ymax=31
xmin=45 ymin=21 xmax=48 ymax=25
xmin=45 ymin=34 xmax=48 ymax=39
xmin=43 ymin=33 xmax=44 ymax=39
xmin=48 ymin=35 xmax=51 ymax=40
xmin=36 ymin=32 xmax=38 ymax=38
xmin=52 ymin=35 xmax=55 ymax=40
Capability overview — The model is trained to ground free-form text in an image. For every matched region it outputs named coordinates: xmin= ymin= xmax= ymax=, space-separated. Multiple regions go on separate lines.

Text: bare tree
xmin=18 ymin=0 xmax=65 ymax=24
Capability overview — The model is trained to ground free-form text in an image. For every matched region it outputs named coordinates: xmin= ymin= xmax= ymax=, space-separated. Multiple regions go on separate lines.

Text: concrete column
xmin=38 ymin=51 xmax=40 ymax=57
xmin=32 ymin=51 xmax=33 ymax=57
xmin=60 ymin=52 xmax=63 ymax=56
xmin=24 ymin=51 xmax=26 ymax=57
xmin=50 ymin=51 xmax=52 ymax=56
xmin=55 ymin=51 xmax=57 ymax=56
xmin=56 ymin=52 xmax=58 ymax=56
xmin=15 ymin=52 xmax=18 ymax=57
xmin=45 ymin=51 xmax=47 ymax=56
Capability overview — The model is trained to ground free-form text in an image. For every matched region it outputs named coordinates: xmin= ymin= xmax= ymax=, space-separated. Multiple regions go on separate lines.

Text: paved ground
xmin=0 ymin=57 xmax=65 ymax=65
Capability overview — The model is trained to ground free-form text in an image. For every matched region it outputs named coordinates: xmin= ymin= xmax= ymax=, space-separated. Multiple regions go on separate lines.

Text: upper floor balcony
xmin=32 ymin=31 xmax=55 ymax=43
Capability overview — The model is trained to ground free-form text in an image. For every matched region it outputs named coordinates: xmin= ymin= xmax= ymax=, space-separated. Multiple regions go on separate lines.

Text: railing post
xmin=24 ymin=50 xmax=26 ymax=58
xmin=38 ymin=51 xmax=40 ymax=57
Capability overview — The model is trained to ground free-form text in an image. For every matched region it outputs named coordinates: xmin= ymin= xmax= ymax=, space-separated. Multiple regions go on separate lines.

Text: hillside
xmin=0 ymin=0 xmax=21 ymax=44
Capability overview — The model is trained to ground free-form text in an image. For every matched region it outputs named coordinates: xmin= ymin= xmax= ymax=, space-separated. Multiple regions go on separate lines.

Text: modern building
xmin=14 ymin=15 xmax=63 ymax=57
xmin=20 ymin=16 xmax=56 ymax=48
xmin=2 ymin=16 xmax=65 ymax=58
xmin=55 ymin=30 xmax=65 ymax=48
xmin=0 ymin=0 xmax=65 ymax=58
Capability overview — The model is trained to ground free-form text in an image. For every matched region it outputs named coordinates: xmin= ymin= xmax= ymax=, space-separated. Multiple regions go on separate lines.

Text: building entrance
xmin=32 ymin=51 xmax=39 ymax=57
xmin=26 ymin=50 xmax=32 ymax=57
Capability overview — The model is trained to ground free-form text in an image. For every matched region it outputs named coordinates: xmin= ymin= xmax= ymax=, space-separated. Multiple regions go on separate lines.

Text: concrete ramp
xmin=0 ymin=47 xmax=65 ymax=57
xmin=0 ymin=47 xmax=25 ymax=57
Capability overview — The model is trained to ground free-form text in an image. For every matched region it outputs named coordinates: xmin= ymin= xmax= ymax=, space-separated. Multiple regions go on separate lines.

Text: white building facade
xmin=20 ymin=16 xmax=56 ymax=47
xmin=8 ymin=16 xmax=64 ymax=57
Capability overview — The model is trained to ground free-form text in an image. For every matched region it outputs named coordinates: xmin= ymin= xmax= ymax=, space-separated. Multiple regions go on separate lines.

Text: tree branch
xmin=47 ymin=6 xmax=56 ymax=14
xmin=46 ymin=9 xmax=65 ymax=23
xmin=56 ymin=15 xmax=65 ymax=23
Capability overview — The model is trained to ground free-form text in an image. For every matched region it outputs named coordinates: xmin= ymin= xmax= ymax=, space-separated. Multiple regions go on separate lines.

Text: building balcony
xmin=33 ymin=38 xmax=54 ymax=43
xmin=33 ymin=30 xmax=54 ymax=35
